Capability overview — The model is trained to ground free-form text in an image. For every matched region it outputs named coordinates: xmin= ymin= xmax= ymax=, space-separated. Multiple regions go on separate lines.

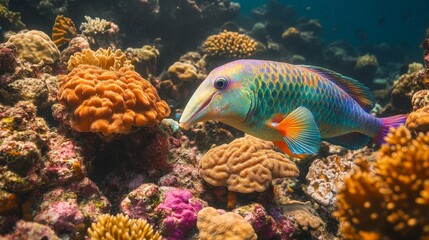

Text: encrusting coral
xmin=199 ymin=135 xmax=299 ymax=193
xmin=67 ymin=48 xmax=132 ymax=71
xmin=87 ymin=213 xmax=162 ymax=240
xmin=7 ymin=30 xmax=60 ymax=65
xmin=52 ymin=15 xmax=78 ymax=49
xmin=197 ymin=207 xmax=257 ymax=240
xmin=59 ymin=64 xmax=170 ymax=136
xmin=335 ymin=126 xmax=429 ymax=240
xmin=203 ymin=30 xmax=257 ymax=58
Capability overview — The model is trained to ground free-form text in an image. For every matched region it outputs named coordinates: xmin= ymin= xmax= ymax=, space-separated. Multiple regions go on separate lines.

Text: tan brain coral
xmin=197 ymin=207 xmax=257 ymax=240
xmin=59 ymin=65 xmax=170 ymax=135
xmin=7 ymin=30 xmax=60 ymax=65
xmin=67 ymin=48 xmax=132 ymax=71
xmin=199 ymin=135 xmax=299 ymax=193
xmin=203 ymin=30 xmax=257 ymax=58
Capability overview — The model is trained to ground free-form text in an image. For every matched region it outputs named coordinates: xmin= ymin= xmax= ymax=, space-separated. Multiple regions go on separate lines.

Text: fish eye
xmin=214 ymin=77 xmax=228 ymax=90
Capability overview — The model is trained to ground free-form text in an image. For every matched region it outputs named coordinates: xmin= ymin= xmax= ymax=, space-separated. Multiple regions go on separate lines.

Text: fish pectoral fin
xmin=274 ymin=106 xmax=321 ymax=155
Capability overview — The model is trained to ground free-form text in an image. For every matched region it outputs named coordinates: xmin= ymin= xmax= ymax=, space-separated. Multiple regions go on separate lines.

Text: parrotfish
xmin=179 ymin=60 xmax=407 ymax=157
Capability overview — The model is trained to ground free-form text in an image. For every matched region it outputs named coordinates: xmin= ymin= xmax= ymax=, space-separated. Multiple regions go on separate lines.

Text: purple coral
xmin=155 ymin=189 xmax=206 ymax=240
xmin=234 ymin=204 xmax=297 ymax=240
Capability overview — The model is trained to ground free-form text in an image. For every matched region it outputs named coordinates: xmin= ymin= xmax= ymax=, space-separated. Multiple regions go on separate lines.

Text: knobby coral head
xmin=58 ymin=64 xmax=170 ymax=136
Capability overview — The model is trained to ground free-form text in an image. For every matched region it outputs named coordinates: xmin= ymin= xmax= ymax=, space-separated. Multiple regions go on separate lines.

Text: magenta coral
xmin=155 ymin=189 xmax=206 ymax=240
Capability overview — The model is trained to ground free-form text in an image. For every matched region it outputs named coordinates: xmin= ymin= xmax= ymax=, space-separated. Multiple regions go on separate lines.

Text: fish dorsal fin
xmin=300 ymin=65 xmax=375 ymax=112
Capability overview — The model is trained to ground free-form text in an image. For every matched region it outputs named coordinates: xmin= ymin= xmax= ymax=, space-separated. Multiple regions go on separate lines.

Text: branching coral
xmin=199 ymin=135 xmax=299 ymax=193
xmin=79 ymin=16 xmax=119 ymax=49
xmin=197 ymin=207 xmax=257 ymax=240
xmin=59 ymin=65 xmax=170 ymax=135
xmin=203 ymin=30 xmax=257 ymax=58
xmin=52 ymin=15 xmax=78 ymax=49
xmin=335 ymin=126 xmax=429 ymax=240
xmin=87 ymin=214 xmax=162 ymax=240
xmin=67 ymin=48 xmax=133 ymax=71
xmin=7 ymin=30 xmax=60 ymax=65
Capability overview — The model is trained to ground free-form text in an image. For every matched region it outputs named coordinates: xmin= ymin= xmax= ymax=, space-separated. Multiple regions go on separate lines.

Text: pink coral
xmin=155 ymin=189 xmax=206 ymax=240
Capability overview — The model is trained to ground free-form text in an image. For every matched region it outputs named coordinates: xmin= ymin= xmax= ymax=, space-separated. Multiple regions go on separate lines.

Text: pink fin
xmin=374 ymin=114 xmax=408 ymax=144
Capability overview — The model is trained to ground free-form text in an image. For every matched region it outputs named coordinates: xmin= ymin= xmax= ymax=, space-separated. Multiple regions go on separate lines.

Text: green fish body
xmin=180 ymin=60 xmax=406 ymax=157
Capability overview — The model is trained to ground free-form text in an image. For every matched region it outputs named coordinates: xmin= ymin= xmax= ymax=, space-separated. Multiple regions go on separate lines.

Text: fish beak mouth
xmin=179 ymin=92 xmax=217 ymax=130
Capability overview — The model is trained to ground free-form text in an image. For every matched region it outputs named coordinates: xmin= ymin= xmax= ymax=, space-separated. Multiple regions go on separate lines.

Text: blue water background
xmin=238 ymin=0 xmax=429 ymax=61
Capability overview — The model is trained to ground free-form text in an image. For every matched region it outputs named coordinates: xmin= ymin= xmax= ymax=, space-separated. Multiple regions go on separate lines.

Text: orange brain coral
xmin=59 ymin=65 xmax=170 ymax=135
xmin=52 ymin=15 xmax=78 ymax=48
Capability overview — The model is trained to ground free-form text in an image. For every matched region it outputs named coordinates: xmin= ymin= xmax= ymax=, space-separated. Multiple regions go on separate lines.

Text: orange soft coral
xmin=335 ymin=126 xmax=429 ymax=240
xmin=59 ymin=65 xmax=170 ymax=135
xmin=52 ymin=15 xmax=78 ymax=49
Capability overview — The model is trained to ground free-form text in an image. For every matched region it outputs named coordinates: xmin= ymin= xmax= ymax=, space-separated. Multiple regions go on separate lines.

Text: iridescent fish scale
xmin=241 ymin=60 xmax=382 ymax=139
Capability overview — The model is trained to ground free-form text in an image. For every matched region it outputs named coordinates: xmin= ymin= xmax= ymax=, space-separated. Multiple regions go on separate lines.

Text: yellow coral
xmin=168 ymin=62 xmax=198 ymax=82
xmin=126 ymin=45 xmax=159 ymax=65
xmin=281 ymin=27 xmax=300 ymax=39
xmin=203 ymin=30 xmax=257 ymax=58
xmin=199 ymin=135 xmax=299 ymax=193
xmin=354 ymin=54 xmax=379 ymax=70
xmin=52 ymin=15 xmax=78 ymax=49
xmin=7 ymin=30 xmax=60 ymax=65
xmin=335 ymin=126 xmax=429 ymax=239
xmin=197 ymin=207 xmax=257 ymax=240
xmin=67 ymin=48 xmax=133 ymax=71
xmin=406 ymin=106 xmax=429 ymax=132
xmin=87 ymin=214 xmax=162 ymax=240
xmin=59 ymin=65 xmax=170 ymax=136
xmin=0 ymin=0 xmax=25 ymax=31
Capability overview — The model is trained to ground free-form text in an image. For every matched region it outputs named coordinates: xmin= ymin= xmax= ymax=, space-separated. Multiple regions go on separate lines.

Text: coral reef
xmin=305 ymin=149 xmax=372 ymax=207
xmin=125 ymin=45 xmax=159 ymax=78
xmin=59 ymin=37 xmax=90 ymax=63
xmin=87 ymin=214 xmax=162 ymax=240
xmin=390 ymin=68 xmax=429 ymax=113
xmin=233 ymin=203 xmax=297 ymax=239
xmin=79 ymin=16 xmax=119 ymax=49
xmin=0 ymin=101 xmax=48 ymax=197
xmin=52 ymin=15 xmax=77 ymax=49
xmin=0 ymin=220 xmax=59 ymax=240
xmin=154 ymin=189 xmax=206 ymax=239
xmin=67 ymin=48 xmax=132 ymax=71
xmin=33 ymin=177 xmax=111 ymax=238
xmin=199 ymin=135 xmax=299 ymax=193
xmin=7 ymin=30 xmax=60 ymax=65
xmin=354 ymin=54 xmax=379 ymax=85
xmin=406 ymin=105 xmax=429 ymax=132
xmin=203 ymin=30 xmax=257 ymax=58
xmin=0 ymin=0 xmax=25 ymax=31
xmin=335 ymin=126 xmax=429 ymax=239
xmin=58 ymin=64 xmax=170 ymax=136
xmin=120 ymin=184 xmax=207 ymax=239
xmin=197 ymin=207 xmax=257 ymax=240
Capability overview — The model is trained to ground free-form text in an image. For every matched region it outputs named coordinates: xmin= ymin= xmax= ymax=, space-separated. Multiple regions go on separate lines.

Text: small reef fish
xmin=179 ymin=60 xmax=407 ymax=157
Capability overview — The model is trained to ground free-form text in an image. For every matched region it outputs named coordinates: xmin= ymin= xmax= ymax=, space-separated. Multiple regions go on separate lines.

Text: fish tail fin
xmin=374 ymin=114 xmax=408 ymax=144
